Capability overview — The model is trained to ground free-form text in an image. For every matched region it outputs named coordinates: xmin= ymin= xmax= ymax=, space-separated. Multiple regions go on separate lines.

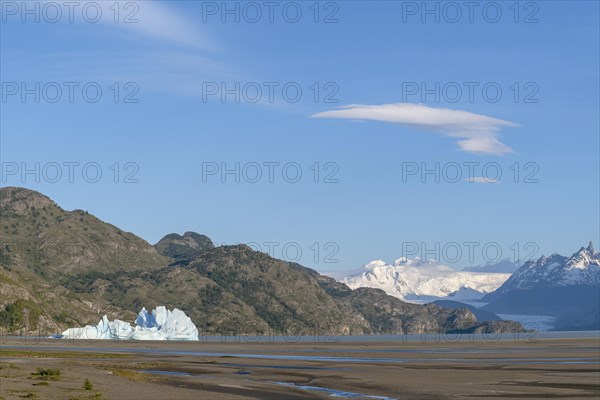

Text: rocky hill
xmin=155 ymin=231 xmax=215 ymax=263
xmin=0 ymin=187 xmax=524 ymax=336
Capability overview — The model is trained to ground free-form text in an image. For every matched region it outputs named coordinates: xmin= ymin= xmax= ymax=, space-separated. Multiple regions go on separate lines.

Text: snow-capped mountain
xmin=340 ymin=257 xmax=511 ymax=303
xmin=490 ymin=242 xmax=600 ymax=295
xmin=482 ymin=243 xmax=600 ymax=331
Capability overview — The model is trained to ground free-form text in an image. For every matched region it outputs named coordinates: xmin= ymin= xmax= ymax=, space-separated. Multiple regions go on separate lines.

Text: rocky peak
xmin=0 ymin=187 xmax=58 ymax=215
xmin=155 ymin=231 xmax=215 ymax=261
xmin=586 ymin=241 xmax=595 ymax=254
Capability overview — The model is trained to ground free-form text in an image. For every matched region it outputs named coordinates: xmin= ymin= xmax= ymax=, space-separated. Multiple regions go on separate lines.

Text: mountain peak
xmin=155 ymin=231 xmax=215 ymax=261
xmin=587 ymin=241 xmax=595 ymax=254
xmin=363 ymin=260 xmax=387 ymax=270
xmin=0 ymin=186 xmax=58 ymax=214
xmin=393 ymin=257 xmax=439 ymax=267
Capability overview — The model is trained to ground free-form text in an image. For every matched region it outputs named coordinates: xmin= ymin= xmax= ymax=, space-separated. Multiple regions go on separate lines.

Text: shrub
xmin=31 ymin=368 xmax=61 ymax=381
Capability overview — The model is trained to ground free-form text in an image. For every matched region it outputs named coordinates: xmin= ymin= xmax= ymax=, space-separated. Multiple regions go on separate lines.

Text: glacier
xmin=60 ymin=306 xmax=199 ymax=341
xmin=339 ymin=257 xmax=511 ymax=304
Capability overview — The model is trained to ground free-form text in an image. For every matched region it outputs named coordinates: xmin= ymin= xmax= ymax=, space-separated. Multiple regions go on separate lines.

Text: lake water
xmin=3 ymin=330 xmax=599 ymax=344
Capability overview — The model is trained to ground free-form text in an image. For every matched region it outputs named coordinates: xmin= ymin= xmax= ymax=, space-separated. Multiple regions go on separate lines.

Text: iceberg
xmin=61 ymin=306 xmax=199 ymax=341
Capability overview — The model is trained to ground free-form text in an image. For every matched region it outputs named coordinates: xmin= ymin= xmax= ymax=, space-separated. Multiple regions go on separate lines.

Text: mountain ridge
xmin=485 ymin=243 xmax=600 ymax=297
xmin=0 ymin=187 xmax=523 ymax=336
xmin=482 ymin=243 xmax=600 ymax=330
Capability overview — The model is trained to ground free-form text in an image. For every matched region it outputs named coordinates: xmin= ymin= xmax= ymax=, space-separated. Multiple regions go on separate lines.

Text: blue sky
xmin=1 ymin=1 xmax=598 ymax=272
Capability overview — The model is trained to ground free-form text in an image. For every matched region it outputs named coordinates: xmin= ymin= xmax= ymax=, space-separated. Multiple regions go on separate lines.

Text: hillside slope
xmin=0 ymin=187 xmax=524 ymax=336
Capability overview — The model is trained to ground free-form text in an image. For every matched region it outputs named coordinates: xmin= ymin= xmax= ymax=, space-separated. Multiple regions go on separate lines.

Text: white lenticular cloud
xmin=311 ymin=103 xmax=519 ymax=155
xmin=467 ymin=177 xmax=499 ymax=184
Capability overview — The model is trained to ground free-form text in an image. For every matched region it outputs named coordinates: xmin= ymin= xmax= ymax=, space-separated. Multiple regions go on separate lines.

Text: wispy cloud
xmin=21 ymin=2 xmax=225 ymax=97
xmin=116 ymin=1 xmax=214 ymax=50
xmin=13 ymin=50 xmax=238 ymax=99
xmin=311 ymin=103 xmax=519 ymax=155
xmin=466 ymin=177 xmax=499 ymax=184
xmin=37 ymin=0 xmax=213 ymax=49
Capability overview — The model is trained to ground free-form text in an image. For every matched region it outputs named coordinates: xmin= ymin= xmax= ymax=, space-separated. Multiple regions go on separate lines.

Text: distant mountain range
xmin=482 ymin=243 xmax=600 ymax=331
xmin=486 ymin=242 xmax=599 ymax=292
xmin=339 ymin=244 xmax=599 ymax=331
xmin=339 ymin=258 xmax=510 ymax=303
xmin=0 ymin=187 xmax=521 ymax=336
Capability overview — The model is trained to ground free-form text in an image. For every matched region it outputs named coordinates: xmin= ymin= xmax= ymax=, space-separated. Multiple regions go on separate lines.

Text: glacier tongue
xmin=61 ymin=306 xmax=199 ymax=341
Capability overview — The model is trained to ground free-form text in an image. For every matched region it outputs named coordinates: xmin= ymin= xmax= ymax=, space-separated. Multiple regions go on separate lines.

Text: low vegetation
xmin=31 ymin=367 xmax=61 ymax=381
xmin=111 ymin=368 xmax=161 ymax=383
xmin=83 ymin=379 xmax=93 ymax=390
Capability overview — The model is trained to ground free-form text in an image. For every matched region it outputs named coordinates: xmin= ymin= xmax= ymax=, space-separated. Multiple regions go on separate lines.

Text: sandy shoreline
xmin=1 ymin=337 xmax=599 ymax=399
